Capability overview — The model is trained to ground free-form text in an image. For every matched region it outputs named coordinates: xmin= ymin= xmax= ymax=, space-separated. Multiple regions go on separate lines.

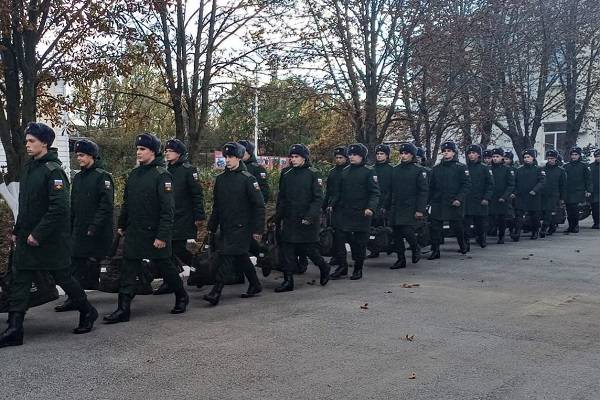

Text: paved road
xmin=2 ymin=222 xmax=600 ymax=400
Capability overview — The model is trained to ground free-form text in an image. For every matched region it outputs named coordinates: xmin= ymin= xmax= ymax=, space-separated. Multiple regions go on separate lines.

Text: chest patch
xmin=260 ymin=172 xmax=267 ymax=179
xmin=104 ymin=180 xmax=112 ymax=189
xmin=510 ymin=170 xmax=515 ymax=175
xmin=53 ymin=179 xmax=64 ymax=190
xmin=253 ymin=181 xmax=260 ymax=191
xmin=317 ymin=178 xmax=323 ymax=186
xmin=541 ymin=171 xmax=546 ymax=176
xmin=164 ymin=182 xmax=173 ymax=192
xmin=192 ymin=172 xmax=199 ymax=182
xmin=422 ymin=172 xmax=427 ymax=178
xmin=464 ymin=170 xmax=470 ymax=176
xmin=373 ymin=175 xmax=378 ymax=183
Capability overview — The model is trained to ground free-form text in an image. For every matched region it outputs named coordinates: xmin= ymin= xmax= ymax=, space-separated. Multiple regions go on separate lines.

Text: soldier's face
xmin=400 ymin=151 xmax=413 ymax=162
xmin=25 ymin=134 xmax=46 ymax=158
xmin=164 ymin=148 xmax=180 ymax=163
xmin=467 ymin=151 xmax=479 ymax=161
xmin=290 ymin=154 xmax=305 ymax=167
xmin=442 ymin=149 xmax=455 ymax=160
xmin=523 ymin=154 xmax=534 ymax=164
xmin=483 ymin=157 xmax=492 ymax=164
xmin=334 ymin=155 xmax=347 ymax=166
xmin=349 ymin=154 xmax=363 ymax=165
xmin=225 ymin=155 xmax=241 ymax=169
xmin=137 ymin=146 xmax=155 ymax=165
xmin=76 ymin=153 xmax=95 ymax=168
xmin=375 ymin=151 xmax=387 ymax=162
xmin=504 ymin=157 xmax=512 ymax=165
xmin=492 ymin=155 xmax=503 ymax=164
xmin=546 ymin=157 xmax=557 ymax=166
xmin=242 ymin=151 xmax=251 ymax=161
xmin=570 ymin=153 xmax=580 ymax=161
xmin=596 ymin=155 xmax=600 ymax=162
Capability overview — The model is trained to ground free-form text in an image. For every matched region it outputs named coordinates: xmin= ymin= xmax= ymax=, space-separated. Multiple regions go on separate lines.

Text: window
xmin=543 ymin=121 xmax=568 ymax=155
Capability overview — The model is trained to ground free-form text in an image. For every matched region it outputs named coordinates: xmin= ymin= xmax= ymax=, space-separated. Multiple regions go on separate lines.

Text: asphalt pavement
xmin=1 ymin=221 xmax=599 ymax=400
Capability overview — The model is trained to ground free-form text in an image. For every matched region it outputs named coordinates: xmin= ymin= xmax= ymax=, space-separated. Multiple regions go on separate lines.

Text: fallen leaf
xmin=385 ymin=290 xmax=392 ymax=294
xmin=529 ymin=253 xmax=534 ymax=256
xmin=576 ymin=249 xmax=581 ymax=253
xmin=306 ymin=280 xmax=316 ymax=285
xmin=401 ymin=283 xmax=420 ymax=288
xmin=360 ymin=303 xmax=369 ymax=310
xmin=408 ymin=372 xmax=416 ymax=379
xmin=522 ymin=257 xmax=530 ymax=260
xmin=405 ymin=334 xmax=415 ymax=341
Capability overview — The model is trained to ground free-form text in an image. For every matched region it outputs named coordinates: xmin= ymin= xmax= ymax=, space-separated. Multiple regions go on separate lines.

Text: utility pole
xmin=254 ymin=67 xmax=259 ymax=156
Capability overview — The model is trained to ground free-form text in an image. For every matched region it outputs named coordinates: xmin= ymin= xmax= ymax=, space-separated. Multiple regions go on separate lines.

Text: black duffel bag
xmin=319 ymin=212 xmax=335 ymax=257
xmin=255 ymin=223 xmax=280 ymax=277
xmin=98 ymin=236 xmax=154 ymax=295
xmin=367 ymin=222 xmax=393 ymax=254
xmin=188 ymin=232 xmax=244 ymax=286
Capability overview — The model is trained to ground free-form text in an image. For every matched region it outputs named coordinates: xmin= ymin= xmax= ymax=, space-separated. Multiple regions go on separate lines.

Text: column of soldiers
xmin=1 ymin=122 xmax=599 ymax=349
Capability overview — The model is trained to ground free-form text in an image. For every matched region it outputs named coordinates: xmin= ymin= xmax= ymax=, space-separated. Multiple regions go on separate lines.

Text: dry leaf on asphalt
xmin=360 ymin=303 xmax=369 ymax=310
xmin=401 ymin=283 xmax=420 ymax=288
xmin=408 ymin=372 xmax=416 ymax=379
xmin=405 ymin=335 xmax=415 ymax=341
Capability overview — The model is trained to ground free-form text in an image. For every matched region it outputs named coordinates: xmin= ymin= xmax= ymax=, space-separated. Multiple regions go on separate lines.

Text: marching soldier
xmin=152 ymin=139 xmax=205 ymax=295
xmin=273 ymin=144 xmax=330 ymax=292
xmin=104 ymin=133 xmax=189 ymax=324
xmin=428 ymin=141 xmax=471 ymax=259
xmin=503 ymin=150 xmax=518 ymax=237
xmin=489 ymin=148 xmax=515 ymax=244
xmin=540 ymin=150 xmax=566 ymax=237
xmin=324 ymin=146 xmax=349 ymax=266
xmin=368 ymin=144 xmax=394 ymax=258
xmin=563 ymin=146 xmax=592 ymax=234
xmin=203 ymin=143 xmax=265 ymax=305
xmin=384 ymin=143 xmax=428 ymax=269
xmin=329 ymin=143 xmax=380 ymax=280
xmin=464 ymin=144 xmax=494 ymax=249
xmin=238 ymin=140 xmax=270 ymax=203
xmin=483 ymin=149 xmax=493 ymax=166
xmin=591 ymin=149 xmax=600 ymax=229
xmin=55 ymin=139 xmax=114 ymax=312
xmin=1 ymin=123 xmax=98 ymax=348
xmin=512 ymin=149 xmax=545 ymax=241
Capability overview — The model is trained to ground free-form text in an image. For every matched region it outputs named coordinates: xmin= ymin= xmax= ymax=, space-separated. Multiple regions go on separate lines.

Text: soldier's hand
xmin=27 ymin=234 xmax=39 ymax=247
xmin=585 ymin=192 xmax=591 ymax=198
xmin=86 ymin=225 xmax=96 ymax=237
xmin=498 ymin=197 xmax=505 ymax=203
xmin=153 ymin=239 xmax=166 ymax=249
xmin=481 ymin=199 xmax=489 ymax=206
xmin=415 ymin=211 xmax=424 ymax=220
xmin=301 ymin=218 xmax=312 ymax=226
xmin=252 ymin=233 xmax=262 ymax=242
xmin=326 ymin=207 xmax=333 ymax=213
xmin=117 ymin=228 xmax=125 ymax=236
xmin=510 ymin=194 xmax=516 ymax=199
xmin=529 ymin=190 xmax=536 ymax=196
xmin=364 ymin=209 xmax=373 ymax=217
xmin=451 ymin=200 xmax=461 ymax=207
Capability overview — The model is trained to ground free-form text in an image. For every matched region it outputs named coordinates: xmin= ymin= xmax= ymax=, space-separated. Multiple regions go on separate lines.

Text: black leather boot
xmin=497 ymin=234 xmax=505 ymax=244
xmin=103 ymin=294 xmax=131 ymax=324
xmin=428 ymin=244 xmax=440 ymax=260
xmin=458 ymin=237 xmax=469 ymax=254
xmin=328 ymin=257 xmax=339 ymax=266
xmin=241 ymin=270 xmax=263 ymax=298
xmin=73 ymin=298 xmax=98 ymax=334
xmin=411 ymin=245 xmax=421 ymax=264
xmin=203 ymin=282 xmax=224 ymax=306
xmin=54 ymin=297 xmax=78 ymax=313
xmin=530 ymin=230 xmax=539 ymax=240
xmin=349 ymin=261 xmax=363 ymax=280
xmin=547 ymin=224 xmax=556 ymax=235
xmin=297 ymin=256 xmax=309 ymax=274
xmin=0 ymin=312 xmax=24 ymax=348
xmin=477 ymin=234 xmax=487 ymax=248
xmin=171 ymin=289 xmax=189 ymax=314
xmin=390 ymin=254 xmax=406 ymax=269
xmin=330 ymin=264 xmax=348 ymax=280
xmin=153 ymin=281 xmax=174 ymax=295
xmin=539 ymin=224 xmax=547 ymax=238
xmin=317 ymin=261 xmax=331 ymax=286
xmin=274 ymin=273 xmax=294 ymax=292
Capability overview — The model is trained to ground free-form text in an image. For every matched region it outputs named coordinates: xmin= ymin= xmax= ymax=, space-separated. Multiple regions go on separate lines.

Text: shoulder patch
xmin=192 ymin=172 xmax=199 ymax=182
xmin=104 ymin=180 xmax=112 ymax=190
xmin=53 ymin=179 xmax=65 ymax=190
xmin=510 ymin=170 xmax=515 ymax=175
xmin=541 ymin=171 xmax=546 ymax=175
xmin=253 ymin=181 xmax=260 ymax=191
xmin=422 ymin=171 xmax=427 ymax=178
xmin=317 ymin=178 xmax=323 ymax=186
xmin=465 ymin=170 xmax=470 ymax=176
xmin=164 ymin=181 xmax=173 ymax=192
xmin=489 ymin=169 xmax=493 ymax=175
xmin=260 ymin=172 xmax=267 ymax=179
xmin=373 ymin=175 xmax=378 ymax=183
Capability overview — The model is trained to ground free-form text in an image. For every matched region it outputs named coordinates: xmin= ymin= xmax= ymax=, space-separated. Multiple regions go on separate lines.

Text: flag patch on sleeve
xmin=164 ymin=182 xmax=173 ymax=192
xmin=53 ymin=179 xmax=64 ymax=190
xmin=260 ymin=172 xmax=267 ymax=179
xmin=104 ymin=180 xmax=111 ymax=189
xmin=253 ymin=182 xmax=260 ymax=190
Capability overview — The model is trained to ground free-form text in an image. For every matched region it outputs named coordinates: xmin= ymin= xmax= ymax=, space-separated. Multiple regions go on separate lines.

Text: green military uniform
xmin=464 ymin=156 xmax=494 ymax=248
xmin=513 ymin=156 xmax=545 ymax=240
xmin=244 ymin=154 xmax=270 ymax=203
xmin=564 ymin=154 xmax=592 ymax=232
xmin=374 ymin=160 xmax=393 ymax=217
xmin=275 ymin=148 xmax=330 ymax=290
xmin=323 ymin=148 xmax=349 ymax=266
xmin=489 ymin=156 xmax=515 ymax=242
xmin=591 ymin=152 xmax=599 ymax=228
xmin=541 ymin=160 xmax=566 ymax=235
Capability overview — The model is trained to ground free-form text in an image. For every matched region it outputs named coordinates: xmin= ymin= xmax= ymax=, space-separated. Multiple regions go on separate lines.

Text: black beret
xmin=165 ymin=138 xmax=186 ymax=155
xmin=289 ymin=143 xmax=310 ymax=159
xmin=569 ymin=146 xmax=582 ymax=155
xmin=594 ymin=149 xmax=600 ymax=157
xmin=135 ymin=132 xmax=161 ymax=154
xmin=74 ymin=139 xmax=99 ymax=158
xmin=416 ymin=147 xmax=426 ymax=159
xmin=375 ymin=144 xmax=391 ymax=156
xmin=466 ymin=144 xmax=483 ymax=156
xmin=347 ymin=143 xmax=368 ymax=158
xmin=25 ymin=122 xmax=55 ymax=146
xmin=441 ymin=141 xmax=458 ymax=152
xmin=504 ymin=150 xmax=514 ymax=160
xmin=399 ymin=142 xmax=417 ymax=156
xmin=491 ymin=148 xmax=505 ymax=156
xmin=333 ymin=146 xmax=347 ymax=158
xmin=545 ymin=149 xmax=559 ymax=158
xmin=522 ymin=148 xmax=537 ymax=158
xmin=222 ymin=142 xmax=246 ymax=158
xmin=238 ymin=140 xmax=255 ymax=154
xmin=483 ymin=149 xmax=493 ymax=158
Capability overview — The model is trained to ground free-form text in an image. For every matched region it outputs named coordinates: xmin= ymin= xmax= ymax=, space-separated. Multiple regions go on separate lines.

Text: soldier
xmin=203 ymin=143 xmax=265 ymax=305
xmin=384 ymin=143 xmax=428 ymax=269
xmin=489 ymin=148 xmax=515 ymax=244
xmin=329 ymin=143 xmax=380 ymax=280
xmin=503 ymin=150 xmax=518 ymax=237
xmin=428 ymin=141 xmax=471 ymax=259
xmin=512 ymin=149 xmax=545 ymax=241
xmin=324 ymin=146 xmax=349 ymax=267
xmin=483 ymin=149 xmax=493 ymax=166
xmin=104 ymin=133 xmax=189 ymax=324
xmin=464 ymin=144 xmax=494 ymax=249
xmin=152 ymin=139 xmax=205 ymax=295
xmin=273 ymin=144 xmax=330 ymax=292
xmin=540 ymin=150 xmax=566 ymax=237
xmin=563 ymin=146 xmax=592 ymax=234
xmin=367 ymin=143 xmax=394 ymax=258
xmin=238 ymin=140 xmax=269 ymax=202
xmin=591 ymin=149 xmax=600 ymax=229
xmin=1 ymin=123 xmax=98 ymax=348
xmin=55 ymin=139 xmax=114 ymax=312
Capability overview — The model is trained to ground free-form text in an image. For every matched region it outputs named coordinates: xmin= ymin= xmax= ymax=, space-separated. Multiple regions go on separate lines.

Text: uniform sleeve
xmin=31 ymin=169 xmax=70 ymax=243
xmin=323 ymin=169 xmax=333 ymax=211
xmin=559 ymin=169 xmax=567 ymax=201
xmin=532 ymin=168 xmax=545 ymax=194
xmin=502 ymin=169 xmax=515 ymax=200
xmin=305 ymin=172 xmax=324 ymax=221
xmin=117 ymin=176 xmax=129 ymax=230
xmin=274 ymin=170 xmax=286 ymax=222
xmin=155 ymin=172 xmax=175 ymax=242
xmin=428 ymin=168 xmax=437 ymax=204
xmin=207 ymin=177 xmax=219 ymax=232
xmin=257 ymin=165 xmax=270 ymax=203
xmin=187 ymin=167 xmax=206 ymax=221
xmin=366 ymin=168 xmax=380 ymax=212
xmin=91 ymin=172 xmax=115 ymax=232
xmin=379 ymin=169 xmax=392 ymax=210
xmin=483 ymin=167 xmax=494 ymax=201
xmin=246 ymin=175 xmax=266 ymax=234
xmin=384 ymin=169 xmax=394 ymax=211
xmin=330 ymin=171 xmax=343 ymax=208
xmin=584 ymin=164 xmax=593 ymax=193
xmin=416 ymin=168 xmax=429 ymax=213
xmin=454 ymin=165 xmax=471 ymax=203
